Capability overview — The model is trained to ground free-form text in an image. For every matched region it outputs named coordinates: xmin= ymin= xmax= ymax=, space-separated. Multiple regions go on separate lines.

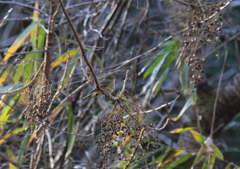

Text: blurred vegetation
xmin=0 ymin=0 xmax=240 ymax=169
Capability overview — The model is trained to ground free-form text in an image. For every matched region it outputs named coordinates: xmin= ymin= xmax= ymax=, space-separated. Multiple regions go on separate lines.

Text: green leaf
xmin=23 ymin=53 xmax=34 ymax=84
xmin=158 ymin=149 xmax=185 ymax=167
xmin=192 ymin=146 xmax=205 ymax=166
xmin=161 ymin=153 xmax=192 ymax=168
xmin=169 ymin=127 xmax=196 ymax=134
xmin=172 ymin=155 xmax=197 ymax=169
xmin=141 ymin=39 xmax=180 ymax=94
xmin=116 ymin=161 xmax=129 ymax=167
xmin=51 ymin=49 xmax=80 ymax=69
xmin=152 ymin=67 xmax=169 ymax=95
xmin=190 ymin=89 xmax=198 ymax=105
xmin=142 ymin=52 xmax=168 ymax=93
xmin=6 ymin=146 xmax=17 ymax=169
xmin=66 ymin=104 xmax=75 ymax=157
xmin=202 ymin=156 xmax=215 ymax=169
xmin=179 ymin=60 xmax=189 ymax=91
xmin=127 ymin=147 xmax=170 ymax=168
xmin=138 ymin=56 xmax=157 ymax=76
xmin=0 ymin=93 xmax=20 ymax=128
xmin=0 ymin=127 xmax=25 ymax=144
xmin=171 ymin=98 xmax=192 ymax=121
xmin=4 ymin=21 xmax=39 ymax=61
xmin=212 ymin=144 xmax=223 ymax=160
xmin=144 ymin=52 xmax=168 ymax=79
xmin=189 ymin=130 xmax=206 ymax=144
xmin=17 ymin=130 xmax=30 ymax=167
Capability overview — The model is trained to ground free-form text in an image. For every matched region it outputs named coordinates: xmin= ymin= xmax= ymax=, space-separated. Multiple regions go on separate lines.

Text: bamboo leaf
xmin=169 ymin=127 xmax=196 ymax=134
xmin=17 ymin=130 xmax=30 ymax=167
xmin=0 ymin=127 xmax=25 ymax=144
xmin=171 ymin=98 xmax=192 ymax=121
xmin=3 ymin=22 xmax=39 ymax=61
xmin=66 ymin=104 xmax=75 ymax=157
xmin=51 ymin=49 xmax=80 ymax=69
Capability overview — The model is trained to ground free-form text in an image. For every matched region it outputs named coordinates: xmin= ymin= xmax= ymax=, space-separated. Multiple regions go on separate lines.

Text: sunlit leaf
xmin=189 ymin=130 xmax=206 ymax=144
xmin=171 ymin=98 xmax=192 ymax=121
xmin=6 ymin=146 xmax=17 ymax=169
xmin=0 ymin=127 xmax=25 ymax=144
xmin=0 ymin=71 xmax=9 ymax=87
xmin=169 ymin=127 xmax=196 ymax=134
xmin=116 ymin=160 xmax=129 ymax=167
xmin=0 ymin=93 xmax=20 ymax=129
xmin=161 ymin=153 xmax=192 ymax=168
xmin=172 ymin=155 xmax=197 ymax=169
xmin=3 ymin=22 xmax=39 ymax=61
xmin=48 ymin=103 xmax=66 ymax=122
xmin=212 ymin=144 xmax=223 ymax=160
xmin=160 ymin=149 xmax=185 ymax=167
xmin=51 ymin=49 xmax=80 ymax=69
xmin=32 ymin=1 xmax=39 ymax=21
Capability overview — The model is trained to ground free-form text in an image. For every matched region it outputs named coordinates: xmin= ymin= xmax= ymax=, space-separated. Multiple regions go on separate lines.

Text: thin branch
xmin=124 ymin=127 xmax=145 ymax=169
xmin=0 ymin=8 xmax=13 ymax=27
xmin=66 ymin=0 xmax=108 ymax=10
xmin=44 ymin=0 xmax=58 ymax=81
xmin=118 ymin=70 xmax=129 ymax=97
xmin=210 ymin=50 xmax=228 ymax=137
xmin=0 ymin=1 xmax=48 ymax=16
xmin=0 ymin=99 xmax=93 ymax=138
xmin=119 ymin=100 xmax=168 ymax=131
xmin=0 ymin=62 xmax=44 ymax=95
xmin=57 ymin=0 xmax=102 ymax=96
xmin=115 ymin=28 xmax=187 ymax=70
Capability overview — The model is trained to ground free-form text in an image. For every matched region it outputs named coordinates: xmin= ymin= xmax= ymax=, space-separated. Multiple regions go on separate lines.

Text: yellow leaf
xmin=169 ymin=127 xmax=195 ymax=133
xmin=51 ymin=49 xmax=80 ymax=69
xmin=3 ymin=22 xmax=38 ymax=61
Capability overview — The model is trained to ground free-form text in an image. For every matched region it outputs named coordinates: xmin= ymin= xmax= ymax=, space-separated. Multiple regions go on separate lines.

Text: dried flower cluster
xmin=25 ymin=76 xmax=51 ymax=139
xmin=181 ymin=2 xmax=230 ymax=86
xmin=96 ymin=100 xmax=152 ymax=168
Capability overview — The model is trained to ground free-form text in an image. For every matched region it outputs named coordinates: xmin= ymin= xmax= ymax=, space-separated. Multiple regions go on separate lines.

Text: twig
xmin=58 ymin=0 xmax=102 ymax=96
xmin=0 ymin=1 xmax=48 ymax=16
xmin=0 ymin=99 xmax=93 ymax=138
xmin=210 ymin=50 xmax=228 ymax=137
xmin=118 ymin=70 xmax=129 ymax=97
xmin=122 ymin=94 xmax=181 ymax=120
xmin=46 ymin=58 xmax=71 ymax=113
xmin=88 ymin=1 xmax=119 ymax=64
xmin=119 ymin=100 xmax=168 ymax=131
xmin=66 ymin=0 xmax=108 ymax=10
xmin=0 ymin=62 xmax=44 ymax=95
xmin=124 ymin=127 xmax=145 ymax=169
xmin=44 ymin=0 xmax=58 ymax=81
xmin=115 ymin=28 xmax=187 ymax=70
xmin=0 ymin=8 xmax=13 ymax=28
